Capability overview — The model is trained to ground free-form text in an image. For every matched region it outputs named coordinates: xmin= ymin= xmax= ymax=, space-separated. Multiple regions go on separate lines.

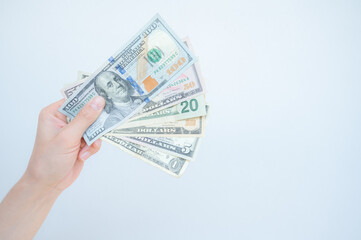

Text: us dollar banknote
xmin=109 ymin=116 xmax=205 ymax=137
xmin=59 ymin=14 xmax=196 ymax=145
xmin=102 ymin=135 xmax=189 ymax=177
xmin=120 ymin=95 xmax=206 ymax=128
xmin=131 ymin=39 xmax=205 ymax=118
xmin=62 ymin=74 xmax=206 ymax=128
xmin=71 ymin=40 xmax=205 ymax=120
xmin=62 ymin=74 xmax=193 ymax=176
xmin=123 ymin=136 xmax=200 ymax=161
xmin=60 ymin=71 xmax=89 ymax=98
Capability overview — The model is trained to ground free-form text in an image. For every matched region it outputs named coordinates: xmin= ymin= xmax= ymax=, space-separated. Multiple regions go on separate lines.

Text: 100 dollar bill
xmin=69 ymin=40 xmax=205 ymax=121
xmin=102 ymin=135 xmax=189 ymax=177
xmin=63 ymin=74 xmax=206 ymax=128
xmin=59 ymin=14 xmax=196 ymax=145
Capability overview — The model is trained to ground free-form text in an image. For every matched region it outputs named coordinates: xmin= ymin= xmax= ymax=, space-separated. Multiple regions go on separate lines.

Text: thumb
xmin=61 ymin=96 xmax=105 ymax=141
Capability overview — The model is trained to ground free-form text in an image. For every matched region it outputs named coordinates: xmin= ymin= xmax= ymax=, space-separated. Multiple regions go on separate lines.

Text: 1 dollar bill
xmin=102 ymin=135 xmax=189 ymax=177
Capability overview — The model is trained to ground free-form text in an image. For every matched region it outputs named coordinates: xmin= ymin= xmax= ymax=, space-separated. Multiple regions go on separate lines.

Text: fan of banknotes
xmin=59 ymin=14 xmax=207 ymax=177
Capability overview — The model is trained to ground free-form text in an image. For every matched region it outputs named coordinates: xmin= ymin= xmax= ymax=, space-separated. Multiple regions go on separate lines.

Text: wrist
xmin=19 ymin=172 xmax=62 ymax=200
xmin=0 ymin=172 xmax=62 ymax=240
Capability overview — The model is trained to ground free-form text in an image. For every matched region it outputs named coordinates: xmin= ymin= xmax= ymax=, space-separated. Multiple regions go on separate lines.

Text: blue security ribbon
xmin=108 ymin=56 xmax=115 ymax=63
xmin=113 ymin=62 xmax=144 ymax=97
xmin=116 ymin=65 xmax=126 ymax=74
xmin=126 ymin=76 xmax=144 ymax=96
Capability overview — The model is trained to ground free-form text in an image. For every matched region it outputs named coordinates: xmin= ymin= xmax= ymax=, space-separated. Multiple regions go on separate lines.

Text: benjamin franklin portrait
xmin=94 ymin=71 xmax=143 ymax=128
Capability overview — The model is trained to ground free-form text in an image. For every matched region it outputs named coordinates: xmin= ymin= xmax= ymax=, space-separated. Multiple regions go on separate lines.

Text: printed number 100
xmin=167 ymin=57 xmax=186 ymax=76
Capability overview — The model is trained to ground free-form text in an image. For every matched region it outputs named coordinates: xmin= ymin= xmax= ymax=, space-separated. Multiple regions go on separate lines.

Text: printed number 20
xmin=181 ymin=99 xmax=198 ymax=113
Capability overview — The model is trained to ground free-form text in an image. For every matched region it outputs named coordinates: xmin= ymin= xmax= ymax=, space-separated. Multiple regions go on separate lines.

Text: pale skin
xmin=0 ymin=96 xmax=106 ymax=240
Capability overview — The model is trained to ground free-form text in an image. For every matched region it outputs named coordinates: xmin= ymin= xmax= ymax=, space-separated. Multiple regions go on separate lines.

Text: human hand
xmin=24 ymin=96 xmax=105 ymax=192
xmin=0 ymin=96 xmax=105 ymax=239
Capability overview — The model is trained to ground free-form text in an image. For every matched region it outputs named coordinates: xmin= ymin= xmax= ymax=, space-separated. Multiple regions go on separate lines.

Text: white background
xmin=0 ymin=0 xmax=360 ymax=239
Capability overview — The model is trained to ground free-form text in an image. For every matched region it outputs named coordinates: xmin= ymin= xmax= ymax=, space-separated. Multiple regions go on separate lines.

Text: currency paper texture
xmin=123 ymin=136 xmax=200 ymax=161
xmin=69 ymin=39 xmax=205 ymax=121
xmin=109 ymin=116 xmax=205 ymax=137
xmin=59 ymin=14 xmax=196 ymax=145
xmin=120 ymin=95 xmax=207 ymax=128
xmin=131 ymin=58 xmax=205 ymax=117
xmin=102 ymin=135 xmax=189 ymax=177
xmin=61 ymin=73 xmax=89 ymax=98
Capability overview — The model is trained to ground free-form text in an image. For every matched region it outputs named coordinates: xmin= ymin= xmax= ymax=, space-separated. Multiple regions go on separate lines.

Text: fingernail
xmin=94 ymin=139 xmax=102 ymax=148
xmin=91 ymin=96 xmax=105 ymax=110
xmin=80 ymin=151 xmax=91 ymax=161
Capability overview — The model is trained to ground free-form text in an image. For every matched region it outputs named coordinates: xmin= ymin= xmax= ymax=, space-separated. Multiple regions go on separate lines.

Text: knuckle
xmin=38 ymin=108 xmax=49 ymax=121
xmin=94 ymin=139 xmax=102 ymax=149
xmin=90 ymin=146 xmax=100 ymax=155
xmin=92 ymin=144 xmax=101 ymax=153
xmin=94 ymin=147 xmax=101 ymax=154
